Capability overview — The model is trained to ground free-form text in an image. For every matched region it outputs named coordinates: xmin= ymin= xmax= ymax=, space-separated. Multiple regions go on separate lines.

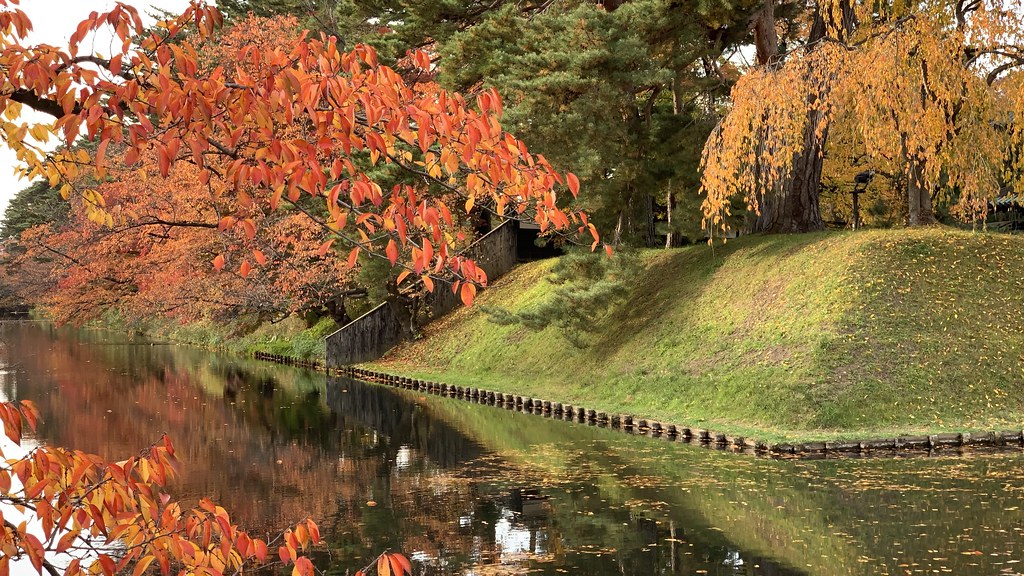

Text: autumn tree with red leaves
xmin=2 ymin=2 xmax=598 ymax=308
xmin=8 ymin=147 xmax=362 ymax=325
xmin=0 ymin=399 xmax=333 ymax=576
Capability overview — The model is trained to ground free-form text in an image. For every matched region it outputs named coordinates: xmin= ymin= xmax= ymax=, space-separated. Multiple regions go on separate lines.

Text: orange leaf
xmin=239 ymin=260 xmax=252 ymax=278
xmin=19 ymin=400 xmax=39 ymax=431
xmin=566 ymin=172 xmax=580 ymax=197
xmin=212 ymin=254 xmax=225 ymax=272
xmin=2 ymin=406 xmax=21 ymax=444
xmin=459 ymin=283 xmax=476 ymax=307
xmin=422 ymin=239 xmax=433 ymax=268
xmin=24 ymin=534 xmax=44 ymax=574
xmin=254 ymin=539 xmax=269 ymax=562
xmin=306 ymin=520 xmax=321 ymax=545
xmin=390 ymin=553 xmax=412 ymax=576
xmin=347 ymin=248 xmax=360 ymax=268
xmin=56 ymin=530 xmax=79 ymax=553
xmin=422 ymin=275 xmax=434 ymax=292
xmin=109 ymin=53 xmax=123 ymax=75
xmin=96 ymin=138 xmax=110 ymax=170
xmin=292 ymin=557 xmax=313 ymax=576
xmin=236 ymin=533 xmax=253 ymax=558
xmin=98 ymin=554 xmax=116 ymax=576
xmin=254 ymin=250 xmax=267 ymax=266
xmin=318 ymin=239 xmax=335 ymax=257
xmin=132 ymin=555 xmax=155 ymax=576
xmin=388 ymin=555 xmax=402 ymax=576
xmin=378 ymin=555 xmax=391 ymax=576
xmin=385 ymin=239 xmax=399 ymax=265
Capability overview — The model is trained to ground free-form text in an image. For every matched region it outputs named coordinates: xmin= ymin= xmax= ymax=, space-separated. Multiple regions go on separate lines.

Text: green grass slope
xmin=375 ymin=228 xmax=1024 ymax=441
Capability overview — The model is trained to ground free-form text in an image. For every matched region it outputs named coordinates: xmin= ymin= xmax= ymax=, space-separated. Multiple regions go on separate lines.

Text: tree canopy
xmin=226 ymin=0 xmax=763 ymax=246
xmin=701 ymin=0 xmax=1024 ymax=234
xmin=0 ymin=1 xmax=600 ymax=310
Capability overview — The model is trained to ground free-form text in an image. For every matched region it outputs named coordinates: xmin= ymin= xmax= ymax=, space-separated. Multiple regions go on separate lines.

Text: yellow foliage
xmin=702 ymin=0 xmax=1024 ymax=234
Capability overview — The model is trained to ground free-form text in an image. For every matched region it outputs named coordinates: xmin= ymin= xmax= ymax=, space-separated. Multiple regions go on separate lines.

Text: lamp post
xmin=851 ymin=170 xmax=874 ymax=230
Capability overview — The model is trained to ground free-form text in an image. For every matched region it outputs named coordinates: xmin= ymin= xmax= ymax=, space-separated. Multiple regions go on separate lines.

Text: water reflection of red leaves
xmin=9 ymin=329 xmax=339 ymax=534
xmin=6 ymin=326 xmax=571 ymax=574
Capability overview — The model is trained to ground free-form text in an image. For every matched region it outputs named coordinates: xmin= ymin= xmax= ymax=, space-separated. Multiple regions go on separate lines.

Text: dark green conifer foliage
xmin=1 ymin=180 xmax=68 ymax=240
xmin=484 ymin=249 xmax=640 ymax=348
xmin=216 ymin=0 xmax=313 ymax=19
xmin=439 ymin=0 xmax=756 ymax=246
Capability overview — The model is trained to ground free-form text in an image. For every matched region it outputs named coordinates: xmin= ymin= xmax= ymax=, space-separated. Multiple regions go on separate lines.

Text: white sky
xmin=0 ymin=0 xmax=197 ymax=217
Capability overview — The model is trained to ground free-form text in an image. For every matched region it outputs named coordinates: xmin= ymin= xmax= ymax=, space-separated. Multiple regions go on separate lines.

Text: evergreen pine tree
xmin=1 ymin=180 xmax=68 ymax=240
xmin=440 ymin=0 xmax=756 ymax=246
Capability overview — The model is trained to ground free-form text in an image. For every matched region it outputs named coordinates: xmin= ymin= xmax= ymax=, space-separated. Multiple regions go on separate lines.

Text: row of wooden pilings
xmin=331 ymin=366 xmax=1024 ymax=457
xmin=250 ymin=353 xmax=1024 ymax=458
xmin=333 ymin=367 xmax=764 ymax=450
xmin=252 ymin=352 xmax=325 ymax=370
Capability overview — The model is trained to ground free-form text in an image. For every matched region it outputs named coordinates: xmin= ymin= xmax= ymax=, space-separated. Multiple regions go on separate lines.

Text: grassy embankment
xmin=374 ymin=227 xmax=1024 ymax=442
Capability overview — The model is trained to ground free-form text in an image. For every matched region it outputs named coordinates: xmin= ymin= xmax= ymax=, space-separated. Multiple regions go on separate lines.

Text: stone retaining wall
xmin=325 ymin=220 xmax=519 ymax=369
xmin=253 ymin=351 xmax=325 ymax=370
xmin=323 ymin=302 xmax=405 ymax=367
xmin=418 ymin=219 xmax=519 ymax=322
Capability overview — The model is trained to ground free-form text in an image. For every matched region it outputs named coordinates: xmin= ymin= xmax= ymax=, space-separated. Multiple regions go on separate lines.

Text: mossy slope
xmin=376 ymin=228 xmax=1024 ymax=440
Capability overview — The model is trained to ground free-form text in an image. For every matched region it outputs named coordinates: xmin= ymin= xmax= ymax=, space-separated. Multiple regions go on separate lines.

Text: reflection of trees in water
xmin=213 ymin=363 xmax=337 ymax=447
xmin=395 ymin=393 xmax=804 ymax=576
xmin=325 ymin=377 xmax=485 ymax=467
xmin=2 ymin=324 xmax=345 ymax=533
xmin=4 ymin=323 xmax=801 ymax=576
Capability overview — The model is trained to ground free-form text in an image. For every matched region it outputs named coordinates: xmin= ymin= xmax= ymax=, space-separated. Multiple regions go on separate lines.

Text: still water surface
xmin=2 ymin=321 xmax=1024 ymax=576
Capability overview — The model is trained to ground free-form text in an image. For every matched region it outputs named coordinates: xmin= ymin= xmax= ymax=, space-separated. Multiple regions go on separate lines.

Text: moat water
xmin=2 ymin=321 xmax=1024 ymax=576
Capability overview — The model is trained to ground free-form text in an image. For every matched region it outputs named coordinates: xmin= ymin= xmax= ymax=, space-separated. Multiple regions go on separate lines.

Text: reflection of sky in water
xmin=723 ymin=549 xmax=744 ymax=567
xmin=495 ymin=509 xmax=544 ymax=556
xmin=396 ymin=445 xmax=413 ymax=470
xmin=495 ymin=512 xmax=530 ymax=555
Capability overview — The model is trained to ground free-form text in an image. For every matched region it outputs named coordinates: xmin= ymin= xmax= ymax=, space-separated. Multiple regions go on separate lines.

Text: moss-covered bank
xmin=373 ymin=228 xmax=1024 ymax=442
xmin=101 ymin=313 xmax=336 ymax=362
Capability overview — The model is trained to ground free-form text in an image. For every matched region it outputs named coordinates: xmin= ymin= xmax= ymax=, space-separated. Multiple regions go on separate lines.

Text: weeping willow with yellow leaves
xmin=701 ymin=0 xmax=1024 ymax=235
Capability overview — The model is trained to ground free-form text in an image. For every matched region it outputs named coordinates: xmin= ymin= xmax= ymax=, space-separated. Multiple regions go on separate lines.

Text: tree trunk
xmin=752 ymin=0 xmax=779 ymax=65
xmin=906 ymin=156 xmax=937 ymax=226
xmin=665 ymin=187 xmax=682 ymax=248
xmin=750 ymin=111 xmax=826 ymax=233
xmin=746 ymin=0 xmax=830 ymax=234
xmin=612 ymin=207 xmax=626 ymax=247
xmin=644 ymin=192 xmax=656 ymax=247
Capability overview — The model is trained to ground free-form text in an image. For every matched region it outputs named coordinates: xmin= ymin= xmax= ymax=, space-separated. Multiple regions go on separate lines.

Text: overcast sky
xmin=0 ymin=0 xmax=197 ymax=217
